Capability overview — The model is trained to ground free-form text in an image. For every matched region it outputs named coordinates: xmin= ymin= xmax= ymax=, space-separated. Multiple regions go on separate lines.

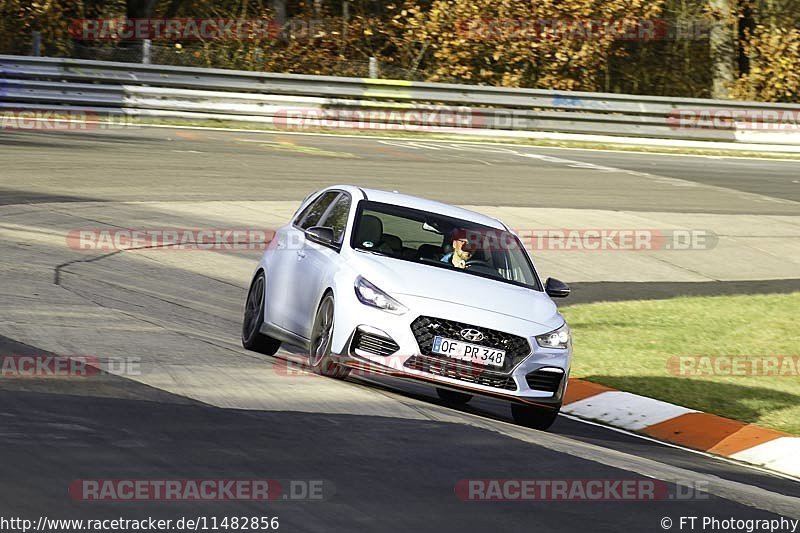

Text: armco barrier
xmin=3 ymin=54 xmax=800 ymax=144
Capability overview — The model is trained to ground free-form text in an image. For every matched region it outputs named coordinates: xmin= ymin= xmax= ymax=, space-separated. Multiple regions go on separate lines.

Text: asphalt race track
xmin=1 ymin=126 xmax=799 ymax=532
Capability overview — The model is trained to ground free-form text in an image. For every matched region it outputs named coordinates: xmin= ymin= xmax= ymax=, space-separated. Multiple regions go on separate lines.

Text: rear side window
xmin=295 ymin=191 xmax=339 ymax=230
xmin=318 ymin=193 xmax=351 ymax=244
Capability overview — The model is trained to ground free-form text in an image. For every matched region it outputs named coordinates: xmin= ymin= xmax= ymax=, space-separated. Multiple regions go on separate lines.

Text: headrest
xmin=357 ymin=214 xmax=384 ymax=247
xmin=418 ymin=243 xmax=441 ymax=259
xmin=381 ymin=233 xmax=402 ymax=253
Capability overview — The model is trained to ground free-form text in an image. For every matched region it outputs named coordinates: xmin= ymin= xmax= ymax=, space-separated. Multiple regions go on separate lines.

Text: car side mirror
xmin=545 ymin=277 xmax=570 ymax=298
xmin=306 ymin=226 xmax=335 ymax=245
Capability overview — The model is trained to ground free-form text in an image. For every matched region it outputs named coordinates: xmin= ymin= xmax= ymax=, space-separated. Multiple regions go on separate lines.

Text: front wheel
xmin=309 ymin=294 xmax=350 ymax=379
xmin=510 ymin=402 xmax=560 ymax=430
xmin=242 ymin=272 xmax=281 ymax=355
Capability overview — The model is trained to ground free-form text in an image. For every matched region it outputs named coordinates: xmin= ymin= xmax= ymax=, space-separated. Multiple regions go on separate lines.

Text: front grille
xmin=351 ymin=329 xmax=400 ymax=357
xmin=525 ymin=369 xmax=565 ymax=393
xmin=410 ymin=316 xmax=531 ymax=373
xmin=404 ymin=355 xmax=517 ymax=391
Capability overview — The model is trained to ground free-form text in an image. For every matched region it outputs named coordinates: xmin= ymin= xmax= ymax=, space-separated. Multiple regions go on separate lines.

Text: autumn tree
xmin=389 ymin=0 xmax=666 ymax=91
xmin=733 ymin=0 xmax=800 ymax=102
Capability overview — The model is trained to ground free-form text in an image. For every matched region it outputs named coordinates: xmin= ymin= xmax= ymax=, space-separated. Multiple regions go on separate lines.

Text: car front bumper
xmin=330 ymin=293 xmax=571 ymax=406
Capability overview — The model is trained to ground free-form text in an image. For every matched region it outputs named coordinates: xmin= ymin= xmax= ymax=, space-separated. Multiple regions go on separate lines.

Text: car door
xmin=290 ymin=191 xmax=352 ymax=340
xmin=266 ymin=190 xmax=339 ymax=332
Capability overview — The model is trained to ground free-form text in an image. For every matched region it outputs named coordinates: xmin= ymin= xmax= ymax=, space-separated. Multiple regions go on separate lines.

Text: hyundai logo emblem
xmin=460 ymin=328 xmax=484 ymax=342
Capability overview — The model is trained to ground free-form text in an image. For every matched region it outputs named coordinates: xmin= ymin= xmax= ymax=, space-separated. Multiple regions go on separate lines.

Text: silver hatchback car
xmin=243 ymin=185 xmax=572 ymax=430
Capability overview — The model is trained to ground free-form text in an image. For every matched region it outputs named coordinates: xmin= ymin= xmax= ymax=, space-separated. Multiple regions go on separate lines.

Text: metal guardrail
xmin=3 ymin=54 xmax=800 ymax=145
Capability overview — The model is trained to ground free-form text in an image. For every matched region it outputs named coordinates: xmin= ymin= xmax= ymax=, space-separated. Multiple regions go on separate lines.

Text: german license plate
xmin=431 ymin=336 xmax=506 ymax=367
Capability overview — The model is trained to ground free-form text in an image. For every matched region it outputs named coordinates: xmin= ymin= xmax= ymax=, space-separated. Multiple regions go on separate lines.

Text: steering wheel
xmin=465 ymin=259 xmax=496 ymax=275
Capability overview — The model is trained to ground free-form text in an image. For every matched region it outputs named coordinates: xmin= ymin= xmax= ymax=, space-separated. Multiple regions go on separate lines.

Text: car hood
xmin=350 ymin=252 xmax=560 ymax=329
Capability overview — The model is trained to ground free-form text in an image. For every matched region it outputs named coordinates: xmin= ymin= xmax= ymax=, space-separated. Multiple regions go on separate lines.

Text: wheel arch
xmin=248 ymin=267 xmax=268 ymax=325
xmin=320 ymin=286 xmax=334 ymax=303
xmin=318 ymin=283 xmax=353 ymax=357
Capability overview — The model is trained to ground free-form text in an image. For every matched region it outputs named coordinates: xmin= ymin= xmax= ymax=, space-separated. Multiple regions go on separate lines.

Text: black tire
xmin=510 ymin=402 xmax=560 ymax=431
xmin=309 ymin=294 xmax=351 ymax=379
xmin=436 ymin=387 xmax=473 ymax=405
xmin=242 ymin=272 xmax=281 ymax=355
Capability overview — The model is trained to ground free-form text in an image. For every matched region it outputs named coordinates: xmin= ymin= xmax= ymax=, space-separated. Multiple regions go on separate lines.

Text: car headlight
xmin=535 ymin=323 xmax=571 ymax=349
xmin=354 ymin=276 xmax=408 ymax=315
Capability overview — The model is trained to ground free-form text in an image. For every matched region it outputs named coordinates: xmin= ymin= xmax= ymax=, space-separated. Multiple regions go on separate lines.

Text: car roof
xmin=327 ymin=185 xmax=507 ymax=230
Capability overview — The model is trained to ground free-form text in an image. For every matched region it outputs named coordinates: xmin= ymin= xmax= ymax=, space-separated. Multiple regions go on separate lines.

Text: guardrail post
xmin=31 ymin=31 xmax=41 ymax=57
xmin=369 ymin=57 xmax=380 ymax=79
xmin=142 ymin=39 xmax=151 ymax=64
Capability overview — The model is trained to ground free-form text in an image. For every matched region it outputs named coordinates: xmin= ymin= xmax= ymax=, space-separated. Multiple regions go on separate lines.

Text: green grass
xmin=561 ymin=293 xmax=800 ymax=435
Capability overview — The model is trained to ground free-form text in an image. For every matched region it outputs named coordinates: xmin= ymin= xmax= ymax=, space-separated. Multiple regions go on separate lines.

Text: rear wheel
xmin=242 ymin=272 xmax=281 ymax=355
xmin=510 ymin=402 xmax=560 ymax=430
xmin=309 ymin=294 xmax=350 ymax=379
xmin=436 ymin=387 xmax=473 ymax=405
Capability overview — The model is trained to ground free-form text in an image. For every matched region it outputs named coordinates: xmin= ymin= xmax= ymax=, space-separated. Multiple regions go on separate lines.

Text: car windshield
xmin=350 ymin=201 xmax=541 ymax=290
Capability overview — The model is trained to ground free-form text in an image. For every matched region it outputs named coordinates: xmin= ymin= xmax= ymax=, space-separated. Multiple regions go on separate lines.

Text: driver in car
xmin=440 ymin=229 xmax=475 ymax=269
